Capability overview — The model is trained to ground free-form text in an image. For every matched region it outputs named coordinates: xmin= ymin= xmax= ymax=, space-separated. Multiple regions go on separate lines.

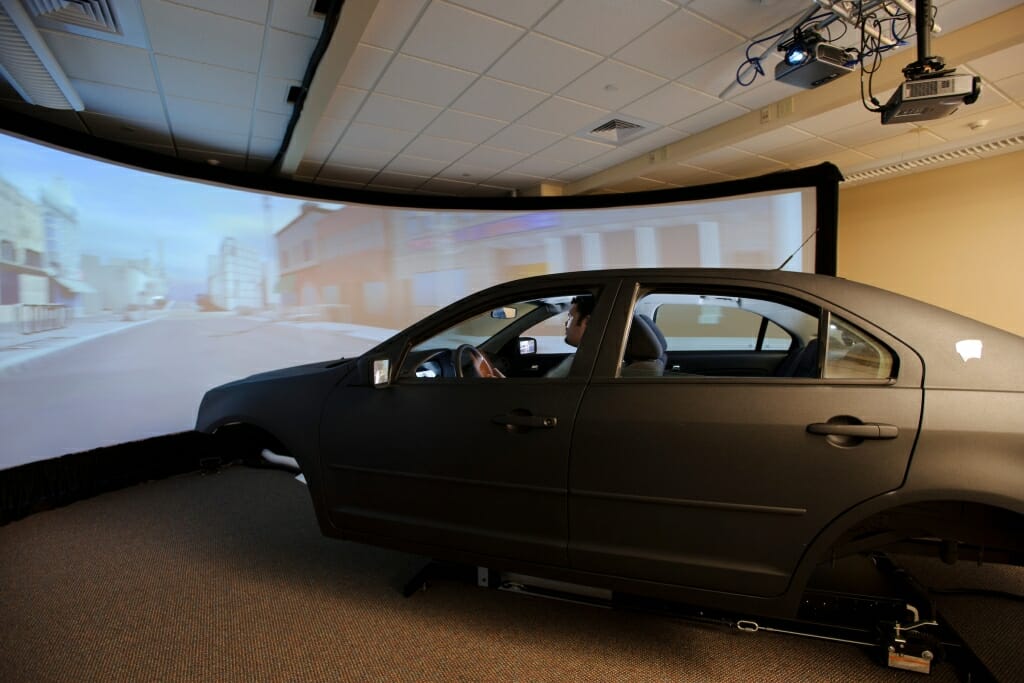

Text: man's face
xmin=564 ymin=303 xmax=587 ymax=348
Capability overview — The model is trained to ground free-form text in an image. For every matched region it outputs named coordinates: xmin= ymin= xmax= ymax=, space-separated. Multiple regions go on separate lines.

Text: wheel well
xmin=212 ymin=422 xmax=290 ymax=466
xmin=827 ymin=501 xmax=1024 ymax=566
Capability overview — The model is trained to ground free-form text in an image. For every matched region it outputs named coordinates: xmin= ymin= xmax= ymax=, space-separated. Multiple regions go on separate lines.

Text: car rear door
xmin=567 ymin=278 xmax=924 ymax=597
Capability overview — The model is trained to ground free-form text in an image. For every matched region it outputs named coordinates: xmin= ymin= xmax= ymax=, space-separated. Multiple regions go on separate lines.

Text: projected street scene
xmin=0 ymin=132 xmax=817 ymax=468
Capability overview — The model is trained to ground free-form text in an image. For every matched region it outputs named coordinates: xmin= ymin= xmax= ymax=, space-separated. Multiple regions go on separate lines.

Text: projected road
xmin=0 ymin=306 xmax=385 ymax=469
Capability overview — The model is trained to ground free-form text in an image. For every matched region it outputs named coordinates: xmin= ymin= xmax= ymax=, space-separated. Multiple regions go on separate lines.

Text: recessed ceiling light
xmin=207 ymin=159 xmax=221 ymax=166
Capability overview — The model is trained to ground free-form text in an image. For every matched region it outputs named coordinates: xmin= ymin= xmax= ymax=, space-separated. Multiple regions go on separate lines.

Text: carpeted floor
xmin=0 ymin=465 xmax=1013 ymax=682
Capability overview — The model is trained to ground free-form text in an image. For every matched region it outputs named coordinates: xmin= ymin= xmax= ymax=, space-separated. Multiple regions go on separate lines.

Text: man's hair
xmin=571 ymin=294 xmax=596 ymax=318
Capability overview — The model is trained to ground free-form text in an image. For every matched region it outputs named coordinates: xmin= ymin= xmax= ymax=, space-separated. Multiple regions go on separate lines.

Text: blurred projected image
xmin=0 ymin=133 xmax=816 ymax=468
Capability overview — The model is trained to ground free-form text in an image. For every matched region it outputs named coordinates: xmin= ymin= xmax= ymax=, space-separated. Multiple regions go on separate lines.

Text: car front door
xmin=567 ymin=280 xmax=924 ymax=597
xmin=320 ymin=285 xmax=609 ymax=568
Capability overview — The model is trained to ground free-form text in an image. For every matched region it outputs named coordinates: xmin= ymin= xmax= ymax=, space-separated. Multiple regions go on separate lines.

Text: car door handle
xmin=807 ymin=422 xmax=899 ymax=439
xmin=492 ymin=413 xmax=558 ymax=429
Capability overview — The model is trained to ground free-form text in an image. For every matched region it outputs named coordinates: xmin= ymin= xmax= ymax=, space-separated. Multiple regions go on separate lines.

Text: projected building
xmin=40 ymin=180 xmax=94 ymax=311
xmin=0 ymin=177 xmax=48 ymax=319
xmin=208 ymin=238 xmax=265 ymax=311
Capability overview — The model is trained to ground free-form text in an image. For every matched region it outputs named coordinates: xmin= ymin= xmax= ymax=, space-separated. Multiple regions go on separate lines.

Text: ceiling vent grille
xmin=842 ymin=134 xmax=1024 ymax=185
xmin=580 ymin=116 xmax=653 ymax=146
xmin=23 ymin=0 xmax=119 ymax=33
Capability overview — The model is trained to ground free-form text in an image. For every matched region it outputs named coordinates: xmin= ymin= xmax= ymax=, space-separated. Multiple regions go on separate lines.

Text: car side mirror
xmin=517 ymin=337 xmax=537 ymax=355
xmin=371 ymin=357 xmax=391 ymax=387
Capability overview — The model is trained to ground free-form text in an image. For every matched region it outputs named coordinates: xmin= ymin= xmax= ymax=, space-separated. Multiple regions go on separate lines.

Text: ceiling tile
xmin=355 ymin=93 xmax=442 ymax=133
xmin=155 ymin=56 xmax=257 ymax=107
xmin=671 ymin=101 xmax=748 ymax=134
xmin=142 ymin=0 xmax=264 ymax=72
xmin=71 ymin=80 xmax=166 ymax=121
xmin=371 ymin=171 xmax=430 ymax=189
xmin=165 ymin=97 xmax=251 ymax=135
xmin=806 ymin=119 xmax=906 ymax=150
xmin=484 ymin=171 xmax=545 ymax=188
xmin=340 ymin=122 xmax=417 ymax=153
xmin=176 ymin=129 xmax=249 ymax=154
xmin=252 ymin=111 xmax=289 ymax=139
xmin=488 ymin=34 xmax=602 ymax=93
xmin=685 ymin=147 xmax=785 ymax=177
xmin=967 ymin=43 xmax=1024 ymax=83
xmin=451 ymin=77 xmax=548 ymax=120
xmin=402 ymin=2 xmax=524 ymax=73
xmin=402 ymin=135 xmax=475 ymax=162
xmin=340 ymin=44 xmax=394 ymax=90
xmin=506 ymin=156 xmax=569 ymax=177
xmin=560 ymin=60 xmax=667 ymax=112
xmin=993 ymin=72 xmax=1024 ymax=100
xmin=807 ymin=148 xmax=874 ymax=172
xmin=178 ymin=147 xmax=248 ymax=170
xmin=763 ymin=137 xmax=851 ymax=165
xmin=621 ymin=83 xmax=719 ymax=126
xmin=362 ymin=0 xmax=430 ymax=49
xmin=324 ymin=86 xmax=367 ymax=120
xmin=419 ymin=177 xmax=479 ymax=194
xmin=384 ymin=154 xmax=449 ymax=175
xmin=376 ymin=55 xmax=477 ymax=107
xmin=327 ymin=144 xmax=399 ymax=168
xmin=930 ymin=0 xmax=1024 ymax=33
xmin=534 ymin=136 xmax=613 ymax=164
xmin=319 ymin=165 xmax=380 ymax=183
xmin=616 ymin=9 xmax=743 ymax=81
xmin=485 ymin=124 xmax=563 ymax=154
xmin=551 ymin=163 xmax=601 ymax=182
xmin=679 ymin=45 xmax=751 ymax=99
xmin=456 ymin=145 xmax=528 ymax=170
xmin=923 ymin=104 xmax=1024 ymax=142
xmin=728 ymin=78 xmax=803 ymax=110
xmin=80 ymin=111 xmax=172 ymax=147
xmin=256 ymin=77 xmax=301 ymax=114
xmin=161 ymin=0 xmax=268 ymax=24
xmin=793 ymin=101 xmax=877 ymax=136
xmin=247 ymin=137 xmax=281 ymax=158
xmin=270 ymin=0 xmax=326 ymax=37
xmin=731 ymin=125 xmax=814 ymax=155
xmin=536 ymin=0 xmax=677 ymax=55
xmin=517 ymin=96 xmax=607 ymax=134
xmin=687 ymin=0 xmax=811 ymax=39
xmin=305 ymin=118 xmax=347 ymax=163
xmin=447 ymin=0 xmax=559 ymax=27
xmin=438 ymin=160 xmax=498 ymax=181
xmin=604 ymin=177 xmax=671 ymax=193
xmin=40 ymin=30 xmax=157 ymax=92
xmin=262 ymin=29 xmax=319 ymax=81
xmin=423 ymin=110 xmax=506 ymax=143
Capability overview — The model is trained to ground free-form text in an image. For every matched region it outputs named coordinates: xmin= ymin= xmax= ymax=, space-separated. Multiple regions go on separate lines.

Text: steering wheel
xmin=454 ymin=344 xmax=503 ymax=378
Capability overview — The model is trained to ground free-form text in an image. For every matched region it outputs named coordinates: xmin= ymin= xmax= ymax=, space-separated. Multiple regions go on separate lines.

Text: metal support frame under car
xmin=401 ymin=554 xmax=999 ymax=681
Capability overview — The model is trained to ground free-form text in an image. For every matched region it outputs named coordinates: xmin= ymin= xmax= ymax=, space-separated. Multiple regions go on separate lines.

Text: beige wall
xmin=837 ymin=149 xmax=1024 ymax=336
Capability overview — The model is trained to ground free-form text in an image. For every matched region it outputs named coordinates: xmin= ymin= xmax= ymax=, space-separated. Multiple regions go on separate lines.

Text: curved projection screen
xmin=0 ymin=132 xmax=824 ymax=469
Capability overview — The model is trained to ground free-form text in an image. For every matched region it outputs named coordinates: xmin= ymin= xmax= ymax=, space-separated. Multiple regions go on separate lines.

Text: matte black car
xmin=196 ymin=269 xmax=1024 ymax=617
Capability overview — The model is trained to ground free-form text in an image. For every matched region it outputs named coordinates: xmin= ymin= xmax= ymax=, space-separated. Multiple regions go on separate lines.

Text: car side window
xmin=622 ymin=290 xmax=820 ymax=378
xmin=825 ymin=315 xmax=895 ymax=379
xmin=398 ymin=292 xmax=589 ymax=380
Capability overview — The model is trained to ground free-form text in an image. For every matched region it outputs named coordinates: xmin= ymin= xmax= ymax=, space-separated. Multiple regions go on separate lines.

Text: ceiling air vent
xmin=842 ymin=134 xmax=1024 ymax=185
xmin=23 ymin=0 xmax=119 ymax=33
xmin=580 ymin=116 xmax=654 ymax=146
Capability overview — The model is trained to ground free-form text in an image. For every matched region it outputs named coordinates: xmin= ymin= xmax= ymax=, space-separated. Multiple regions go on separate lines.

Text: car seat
xmin=621 ymin=314 xmax=667 ymax=377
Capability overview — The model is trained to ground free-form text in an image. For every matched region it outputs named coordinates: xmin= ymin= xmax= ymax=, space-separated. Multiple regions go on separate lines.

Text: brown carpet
xmin=0 ymin=465 xmax=990 ymax=682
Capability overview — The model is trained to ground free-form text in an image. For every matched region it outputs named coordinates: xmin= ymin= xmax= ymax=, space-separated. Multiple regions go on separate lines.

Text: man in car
xmin=543 ymin=294 xmax=594 ymax=378
xmin=471 ymin=294 xmax=595 ymax=379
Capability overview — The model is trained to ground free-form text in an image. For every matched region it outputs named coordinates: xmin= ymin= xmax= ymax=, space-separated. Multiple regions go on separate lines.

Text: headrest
xmin=625 ymin=315 xmax=664 ymax=361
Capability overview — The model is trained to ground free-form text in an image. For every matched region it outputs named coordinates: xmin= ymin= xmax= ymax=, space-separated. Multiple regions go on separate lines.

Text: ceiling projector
xmin=775 ymin=41 xmax=853 ymax=89
xmin=880 ymin=72 xmax=981 ymax=124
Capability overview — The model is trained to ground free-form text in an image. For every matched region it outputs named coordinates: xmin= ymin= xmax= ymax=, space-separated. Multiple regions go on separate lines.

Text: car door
xmin=567 ymin=278 xmax=923 ymax=597
xmin=320 ymin=284 xmax=611 ymax=568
